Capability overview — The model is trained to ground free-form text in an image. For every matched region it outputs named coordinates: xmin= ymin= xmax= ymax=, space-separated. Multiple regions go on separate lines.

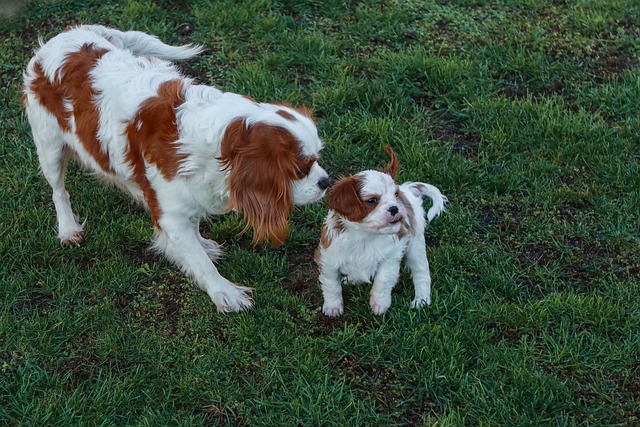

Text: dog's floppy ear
xmin=383 ymin=145 xmax=400 ymax=180
xmin=327 ymin=176 xmax=368 ymax=222
xmin=220 ymin=120 xmax=297 ymax=247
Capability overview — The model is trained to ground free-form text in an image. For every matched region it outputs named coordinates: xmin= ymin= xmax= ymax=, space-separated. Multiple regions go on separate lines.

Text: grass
xmin=1 ymin=0 xmax=638 ymax=425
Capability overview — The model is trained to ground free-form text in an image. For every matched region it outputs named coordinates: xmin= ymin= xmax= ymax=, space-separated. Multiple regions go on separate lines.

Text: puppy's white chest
xmin=334 ymin=235 xmax=408 ymax=284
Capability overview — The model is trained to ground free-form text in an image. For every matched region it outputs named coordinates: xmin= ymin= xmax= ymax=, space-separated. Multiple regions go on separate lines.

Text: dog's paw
xmin=322 ymin=302 xmax=344 ymax=317
xmin=59 ymin=229 xmax=85 ymax=246
xmin=369 ymin=294 xmax=391 ymax=315
xmin=411 ymin=296 xmax=431 ymax=309
xmin=209 ymin=284 xmax=254 ymax=313
xmin=370 ymin=301 xmax=391 ymax=315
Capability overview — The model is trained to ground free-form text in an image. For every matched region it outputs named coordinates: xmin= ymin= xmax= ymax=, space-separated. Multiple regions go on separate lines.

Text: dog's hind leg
xmin=29 ymin=114 xmax=85 ymax=246
xmin=191 ymin=218 xmax=223 ymax=262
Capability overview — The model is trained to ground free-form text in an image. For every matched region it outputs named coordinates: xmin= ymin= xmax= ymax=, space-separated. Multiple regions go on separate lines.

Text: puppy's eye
xmin=395 ymin=190 xmax=399 ymax=197
xmin=364 ymin=197 xmax=378 ymax=206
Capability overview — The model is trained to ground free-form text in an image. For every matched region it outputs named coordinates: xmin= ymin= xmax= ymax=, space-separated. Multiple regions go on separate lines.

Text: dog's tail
xmin=404 ymin=182 xmax=448 ymax=222
xmin=81 ymin=25 xmax=204 ymax=60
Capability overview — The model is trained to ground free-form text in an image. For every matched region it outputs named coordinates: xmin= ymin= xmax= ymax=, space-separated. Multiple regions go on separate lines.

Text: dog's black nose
xmin=388 ymin=206 xmax=399 ymax=215
xmin=318 ymin=177 xmax=332 ymax=190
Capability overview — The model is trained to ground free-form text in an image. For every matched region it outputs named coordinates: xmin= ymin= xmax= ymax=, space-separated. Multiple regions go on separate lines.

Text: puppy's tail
xmin=405 ymin=182 xmax=448 ymax=222
xmin=81 ymin=25 xmax=204 ymax=60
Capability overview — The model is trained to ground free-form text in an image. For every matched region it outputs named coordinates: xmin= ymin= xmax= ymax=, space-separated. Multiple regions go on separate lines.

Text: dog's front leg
xmin=318 ymin=262 xmax=344 ymax=317
xmin=369 ymin=259 xmax=401 ymax=315
xmin=153 ymin=216 xmax=253 ymax=313
xmin=405 ymin=233 xmax=432 ymax=308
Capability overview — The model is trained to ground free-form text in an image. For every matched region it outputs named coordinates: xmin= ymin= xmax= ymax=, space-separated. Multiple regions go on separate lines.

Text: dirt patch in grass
xmin=54 ymin=353 xmax=103 ymax=390
xmin=484 ymin=321 xmax=524 ymax=344
xmin=501 ymin=78 xmax=568 ymax=101
xmin=334 ymin=354 xmax=439 ymax=422
xmin=478 ymin=198 xmax=637 ymax=298
xmin=548 ymin=359 xmax=640 ymax=425
xmin=414 ymin=101 xmax=480 ymax=159
xmin=565 ymin=235 xmax=639 ymax=283
xmin=592 ymin=50 xmax=638 ymax=82
xmin=11 ymin=282 xmax=56 ymax=314
xmin=14 ymin=11 xmax=75 ymax=42
xmin=518 ymin=242 xmax=564 ymax=268
xmin=311 ymin=312 xmax=358 ymax=337
xmin=477 ymin=202 xmax=523 ymax=232
xmin=197 ymin=404 xmax=245 ymax=427
xmin=126 ymin=274 xmax=192 ymax=337
xmin=124 ymin=242 xmax=161 ymax=267
xmin=511 ymin=232 xmax=633 ymax=297
xmin=0 ymin=351 xmax=25 ymax=379
xmin=124 ymin=241 xmax=160 ymax=267
xmin=285 ymin=244 xmax=322 ymax=305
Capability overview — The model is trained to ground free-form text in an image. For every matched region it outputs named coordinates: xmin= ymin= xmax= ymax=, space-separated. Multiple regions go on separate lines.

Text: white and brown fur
xmin=315 ymin=147 xmax=446 ymax=316
xmin=23 ymin=25 xmax=331 ymax=313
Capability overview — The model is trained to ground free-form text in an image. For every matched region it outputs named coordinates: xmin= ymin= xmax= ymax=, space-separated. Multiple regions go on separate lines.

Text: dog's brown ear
xmin=220 ymin=120 xmax=297 ymax=247
xmin=383 ymin=145 xmax=400 ymax=180
xmin=328 ymin=176 xmax=368 ymax=222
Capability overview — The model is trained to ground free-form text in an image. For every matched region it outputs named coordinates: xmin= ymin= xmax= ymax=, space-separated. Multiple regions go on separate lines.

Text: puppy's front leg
xmin=369 ymin=259 xmax=401 ymax=315
xmin=405 ymin=233 xmax=432 ymax=308
xmin=154 ymin=216 xmax=253 ymax=313
xmin=318 ymin=262 xmax=344 ymax=317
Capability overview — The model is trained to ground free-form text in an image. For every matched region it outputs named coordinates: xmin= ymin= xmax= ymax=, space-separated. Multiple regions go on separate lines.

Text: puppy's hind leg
xmin=405 ymin=233 xmax=432 ymax=308
xmin=318 ymin=262 xmax=344 ymax=317
xmin=31 ymin=123 xmax=85 ymax=246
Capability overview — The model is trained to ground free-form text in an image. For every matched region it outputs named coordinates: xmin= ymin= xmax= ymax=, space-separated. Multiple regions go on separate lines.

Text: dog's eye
xmin=297 ymin=168 xmax=310 ymax=178
xmin=364 ymin=197 xmax=378 ymax=206
xmin=395 ymin=190 xmax=399 ymax=197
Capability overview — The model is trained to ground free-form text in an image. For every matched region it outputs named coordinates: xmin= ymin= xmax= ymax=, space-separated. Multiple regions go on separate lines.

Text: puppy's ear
xmin=327 ymin=176 xmax=367 ymax=222
xmin=220 ymin=120 xmax=297 ymax=247
xmin=383 ymin=145 xmax=400 ymax=180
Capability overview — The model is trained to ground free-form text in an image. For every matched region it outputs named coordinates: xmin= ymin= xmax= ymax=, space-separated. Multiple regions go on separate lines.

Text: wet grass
xmin=1 ymin=0 xmax=638 ymax=425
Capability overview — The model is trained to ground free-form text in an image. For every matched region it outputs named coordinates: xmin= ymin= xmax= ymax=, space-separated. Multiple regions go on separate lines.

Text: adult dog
xmin=23 ymin=25 xmax=331 ymax=312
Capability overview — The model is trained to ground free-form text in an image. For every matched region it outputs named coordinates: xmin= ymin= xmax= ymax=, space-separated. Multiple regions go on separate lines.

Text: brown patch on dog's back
xmin=274 ymin=102 xmax=316 ymax=123
xmin=59 ymin=43 xmax=112 ymax=173
xmin=276 ymin=110 xmax=296 ymax=120
xmin=27 ymin=62 xmax=72 ymax=132
xmin=126 ymin=79 xmax=186 ymax=179
xmin=125 ymin=79 xmax=187 ymax=229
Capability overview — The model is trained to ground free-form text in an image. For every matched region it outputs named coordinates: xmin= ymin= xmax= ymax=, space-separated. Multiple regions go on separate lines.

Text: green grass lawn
xmin=1 ymin=0 xmax=638 ymax=425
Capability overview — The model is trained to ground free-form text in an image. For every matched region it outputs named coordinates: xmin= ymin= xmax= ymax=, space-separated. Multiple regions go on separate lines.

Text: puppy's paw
xmin=209 ymin=284 xmax=254 ymax=313
xmin=369 ymin=294 xmax=391 ymax=315
xmin=411 ymin=296 xmax=431 ymax=309
xmin=370 ymin=302 xmax=391 ymax=315
xmin=322 ymin=302 xmax=344 ymax=317
xmin=60 ymin=229 xmax=85 ymax=246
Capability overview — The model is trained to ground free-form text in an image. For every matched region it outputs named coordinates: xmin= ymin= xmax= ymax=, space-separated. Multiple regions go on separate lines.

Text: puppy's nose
xmin=317 ymin=177 xmax=332 ymax=190
xmin=388 ymin=206 xmax=399 ymax=216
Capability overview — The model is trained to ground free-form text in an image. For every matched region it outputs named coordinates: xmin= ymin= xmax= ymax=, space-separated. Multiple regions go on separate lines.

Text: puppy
xmin=23 ymin=25 xmax=331 ymax=313
xmin=315 ymin=147 xmax=446 ymax=316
